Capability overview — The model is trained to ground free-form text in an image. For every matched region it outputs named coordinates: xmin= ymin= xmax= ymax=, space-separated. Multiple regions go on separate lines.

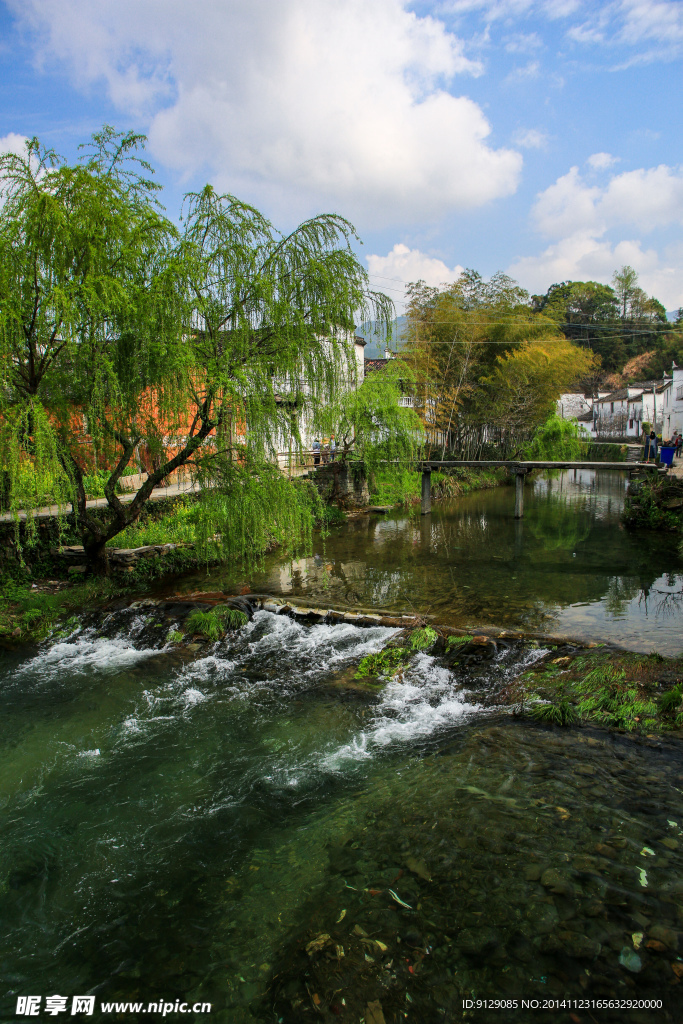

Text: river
xmin=1 ymin=470 xmax=682 ymax=1023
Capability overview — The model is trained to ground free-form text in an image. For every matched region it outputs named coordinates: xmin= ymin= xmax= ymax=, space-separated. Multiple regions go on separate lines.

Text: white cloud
xmin=586 ymin=151 xmax=619 ymax=170
xmin=447 ymin=1 xmax=580 ymax=21
xmin=366 ymin=243 xmax=464 ymax=309
xmin=618 ymin=0 xmax=683 ymax=45
xmin=9 ymin=0 xmax=523 ymax=225
xmin=533 ymin=163 xmax=683 ymax=237
xmin=508 ymin=232 xmax=683 ymax=308
xmin=450 ymin=0 xmax=682 ymax=62
xmin=0 ymin=132 xmax=30 ymax=157
xmin=504 ymin=31 xmax=543 ymax=52
xmin=506 ymin=59 xmax=541 ymax=81
xmin=513 ymin=128 xmax=549 ymax=149
xmin=510 ymin=158 xmax=683 ymax=308
xmin=567 ymin=0 xmax=683 ymax=60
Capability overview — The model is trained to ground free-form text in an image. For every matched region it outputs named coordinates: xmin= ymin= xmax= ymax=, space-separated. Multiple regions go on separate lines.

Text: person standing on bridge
xmin=645 ymin=429 xmax=658 ymax=463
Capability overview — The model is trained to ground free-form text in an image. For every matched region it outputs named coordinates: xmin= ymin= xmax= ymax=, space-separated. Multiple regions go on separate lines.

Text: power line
xmin=392 ymin=320 xmax=670 ymax=331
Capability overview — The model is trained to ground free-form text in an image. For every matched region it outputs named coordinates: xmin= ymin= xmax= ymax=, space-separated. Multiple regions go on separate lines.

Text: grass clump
xmin=353 ymin=626 xmax=438 ymax=681
xmin=446 ymin=634 xmax=474 ymax=650
xmin=527 ymin=689 xmax=577 ymax=727
xmin=354 ymin=647 xmax=410 ymax=680
xmin=185 ymin=606 xmax=248 ymax=641
xmin=659 ymin=683 xmax=683 ymax=726
xmin=108 ymin=497 xmax=199 ymax=548
xmin=0 ymin=575 xmax=120 ymax=642
xmin=166 ymin=629 xmax=184 ymax=644
xmin=410 ymin=626 xmax=438 ymax=651
xmin=575 ymin=667 xmax=656 ymax=731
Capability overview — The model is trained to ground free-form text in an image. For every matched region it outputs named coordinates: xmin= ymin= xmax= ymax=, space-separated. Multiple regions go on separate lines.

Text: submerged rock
xmin=457 ymin=926 xmax=502 ymax=955
xmin=618 ymin=946 xmax=643 ymax=972
xmin=541 ymin=868 xmax=575 ymax=896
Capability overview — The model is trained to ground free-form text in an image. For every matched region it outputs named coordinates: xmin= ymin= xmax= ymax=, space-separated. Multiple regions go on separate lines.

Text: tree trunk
xmin=83 ymin=537 xmax=111 ymax=576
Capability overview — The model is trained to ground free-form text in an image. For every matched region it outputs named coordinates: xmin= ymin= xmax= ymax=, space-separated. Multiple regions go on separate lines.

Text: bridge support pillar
xmin=514 ymin=471 xmax=525 ymax=519
xmin=421 ymin=469 xmax=432 ymax=515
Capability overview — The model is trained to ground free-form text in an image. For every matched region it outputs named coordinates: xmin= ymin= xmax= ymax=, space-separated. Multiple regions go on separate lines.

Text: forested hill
xmin=530 ymin=269 xmax=682 ymax=381
xmin=366 ymin=267 xmax=682 ymax=384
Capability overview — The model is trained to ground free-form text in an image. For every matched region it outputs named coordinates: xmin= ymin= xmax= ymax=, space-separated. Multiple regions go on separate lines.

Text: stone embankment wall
xmin=51 ymin=542 xmax=192 ymax=574
xmin=0 ymin=496 xmax=192 ymax=570
xmin=309 ymin=461 xmax=370 ymax=507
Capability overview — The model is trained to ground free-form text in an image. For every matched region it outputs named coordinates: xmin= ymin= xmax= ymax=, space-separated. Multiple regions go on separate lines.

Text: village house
xmin=572 ymin=368 xmax=683 ymax=443
xmin=589 ymin=379 xmax=673 ymax=440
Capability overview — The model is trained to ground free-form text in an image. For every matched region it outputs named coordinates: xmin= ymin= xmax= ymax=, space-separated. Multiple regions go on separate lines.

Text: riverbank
xmin=623 ymin=472 xmax=683 ymax=532
xmin=369 ymin=465 xmax=509 ymax=506
xmin=0 ymin=466 xmax=510 ymax=644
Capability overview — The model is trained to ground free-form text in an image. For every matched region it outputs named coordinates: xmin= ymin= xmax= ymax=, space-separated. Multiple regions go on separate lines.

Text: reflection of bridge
xmin=415 ymin=460 xmax=661 ymax=518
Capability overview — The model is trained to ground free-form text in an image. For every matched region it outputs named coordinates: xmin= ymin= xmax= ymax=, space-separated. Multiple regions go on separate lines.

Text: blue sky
xmin=1 ymin=0 xmax=682 ymax=311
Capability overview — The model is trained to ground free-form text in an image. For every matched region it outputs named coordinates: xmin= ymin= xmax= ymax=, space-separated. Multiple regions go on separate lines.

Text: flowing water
xmin=241 ymin=469 xmax=683 ymax=656
xmin=1 ymin=471 xmax=683 ymax=1023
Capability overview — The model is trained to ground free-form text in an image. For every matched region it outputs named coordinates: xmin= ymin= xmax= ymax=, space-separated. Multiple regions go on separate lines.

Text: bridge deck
xmin=415 ymin=459 xmax=658 ymax=517
xmin=418 ymin=460 xmax=657 ymax=471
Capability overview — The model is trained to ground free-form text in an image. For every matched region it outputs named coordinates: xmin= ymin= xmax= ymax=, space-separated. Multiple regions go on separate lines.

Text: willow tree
xmin=0 ymin=130 xmax=394 ymax=571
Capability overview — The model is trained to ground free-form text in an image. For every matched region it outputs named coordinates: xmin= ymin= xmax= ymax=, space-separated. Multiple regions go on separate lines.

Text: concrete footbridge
xmin=416 ymin=460 xmax=661 ymax=518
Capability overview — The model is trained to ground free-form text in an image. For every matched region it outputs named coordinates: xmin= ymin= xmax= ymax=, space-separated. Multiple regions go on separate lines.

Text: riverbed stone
xmin=648 ymin=924 xmax=679 ymax=951
xmin=457 ymin=927 xmax=501 ymax=955
xmin=618 ymin=947 xmax=643 ymax=972
xmin=573 ymin=855 xmax=599 ymax=872
xmin=526 ymin=901 xmax=559 ymax=934
xmin=541 ymin=868 xmax=574 ymax=895
xmin=559 ymin=932 xmax=602 ymax=959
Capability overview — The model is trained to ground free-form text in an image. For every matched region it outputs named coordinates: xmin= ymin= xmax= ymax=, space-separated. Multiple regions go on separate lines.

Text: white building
xmin=556 ymin=393 xmax=593 ymax=420
xmin=591 ymin=381 xmax=671 ymax=439
xmin=658 ymin=364 xmax=683 ymax=440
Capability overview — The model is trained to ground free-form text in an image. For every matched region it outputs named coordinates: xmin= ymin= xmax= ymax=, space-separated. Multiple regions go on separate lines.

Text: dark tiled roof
xmin=597 ymin=388 xmax=630 ymax=402
xmin=355 ymin=335 xmax=367 ymax=346
xmin=365 ymin=358 xmax=389 ymax=373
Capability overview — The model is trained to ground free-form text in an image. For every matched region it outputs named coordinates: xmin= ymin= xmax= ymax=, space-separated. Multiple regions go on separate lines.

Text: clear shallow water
xmin=239 ymin=469 xmax=683 ymax=656
xmin=2 ymin=471 xmax=683 ymax=1023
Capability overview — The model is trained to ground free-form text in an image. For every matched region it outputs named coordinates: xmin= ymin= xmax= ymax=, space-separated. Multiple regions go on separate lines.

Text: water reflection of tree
xmin=256 ymin=480 xmax=680 ymax=635
xmin=526 ymin=494 xmax=592 ymax=552
xmin=605 ymin=576 xmax=641 ymax=617
xmin=637 ymin=573 xmax=683 ymax=622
